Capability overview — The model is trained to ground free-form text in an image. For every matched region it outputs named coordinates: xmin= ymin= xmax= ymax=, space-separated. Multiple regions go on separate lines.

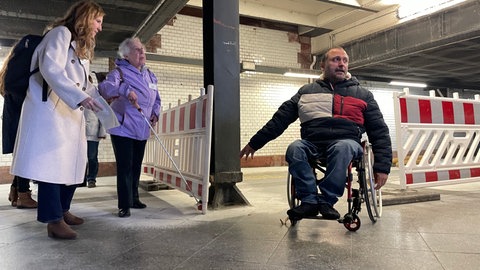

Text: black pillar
xmin=203 ymin=0 xmax=249 ymax=208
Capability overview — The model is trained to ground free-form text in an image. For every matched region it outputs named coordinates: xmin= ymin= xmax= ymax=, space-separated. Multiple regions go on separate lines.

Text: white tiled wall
xmin=156 ymin=15 xmax=203 ymax=59
xmin=0 ymin=13 xmax=406 ymax=168
xmin=239 ymin=72 xmax=304 ymax=156
xmin=240 ymin=27 xmax=300 ymax=67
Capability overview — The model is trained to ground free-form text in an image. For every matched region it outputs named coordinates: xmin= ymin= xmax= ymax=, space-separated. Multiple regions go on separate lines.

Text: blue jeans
xmin=286 ymin=139 xmax=363 ymax=206
xmin=37 ymin=182 xmax=76 ymax=223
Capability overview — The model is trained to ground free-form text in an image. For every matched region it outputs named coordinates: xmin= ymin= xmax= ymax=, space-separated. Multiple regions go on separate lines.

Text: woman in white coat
xmin=11 ymin=0 xmax=105 ymax=240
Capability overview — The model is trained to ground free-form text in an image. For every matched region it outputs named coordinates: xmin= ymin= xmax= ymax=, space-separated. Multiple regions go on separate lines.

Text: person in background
xmin=79 ymin=74 xmax=107 ymax=188
xmin=6 ymin=177 xmax=38 ymax=208
xmin=98 ymin=37 xmax=161 ymax=218
xmin=11 ymin=0 xmax=105 ymax=239
xmin=240 ymin=47 xmax=392 ymax=222
xmin=0 ymin=41 xmax=38 ymax=209
xmin=84 ymin=94 xmax=106 ymax=188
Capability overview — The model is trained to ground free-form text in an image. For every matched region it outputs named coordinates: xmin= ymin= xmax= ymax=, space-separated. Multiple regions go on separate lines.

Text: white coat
xmin=11 ymin=26 xmax=95 ymax=185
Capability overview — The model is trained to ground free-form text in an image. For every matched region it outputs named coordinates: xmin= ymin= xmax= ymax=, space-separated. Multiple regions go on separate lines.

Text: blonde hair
xmin=0 ymin=48 xmax=15 ymax=96
xmin=0 ymin=1 xmax=104 ymax=95
xmin=47 ymin=0 xmax=105 ymax=60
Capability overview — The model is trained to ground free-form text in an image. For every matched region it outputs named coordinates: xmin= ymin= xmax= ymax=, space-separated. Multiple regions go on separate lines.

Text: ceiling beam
xmin=314 ymin=0 xmax=377 ymax=12
xmin=187 ymin=0 xmax=319 ymax=27
xmin=344 ymin=1 xmax=480 ymax=68
xmin=134 ymin=0 xmax=189 ymax=43
xmin=97 ymin=0 xmax=152 ymax=11
xmin=311 ymin=5 xmax=399 ymax=53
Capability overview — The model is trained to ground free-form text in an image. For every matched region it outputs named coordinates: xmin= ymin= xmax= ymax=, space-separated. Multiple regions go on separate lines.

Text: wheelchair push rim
xmin=362 ymin=142 xmax=382 ymax=221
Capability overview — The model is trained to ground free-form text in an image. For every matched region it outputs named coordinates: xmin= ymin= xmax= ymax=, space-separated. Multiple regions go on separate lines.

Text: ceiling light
xmin=283 ymin=69 xmax=320 ymax=79
xmin=389 ymin=81 xmax=427 ymax=88
xmin=397 ymin=0 xmax=467 ymax=20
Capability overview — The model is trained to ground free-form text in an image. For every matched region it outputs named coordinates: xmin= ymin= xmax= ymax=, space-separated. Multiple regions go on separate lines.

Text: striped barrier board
xmin=394 ymin=90 xmax=480 ymax=188
xmin=142 ymin=85 xmax=214 ymax=213
xmin=399 ymin=95 xmax=480 ymax=124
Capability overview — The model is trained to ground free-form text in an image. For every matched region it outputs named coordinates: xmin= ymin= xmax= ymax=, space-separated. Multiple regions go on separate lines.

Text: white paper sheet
xmin=93 ymin=96 xmax=120 ymax=130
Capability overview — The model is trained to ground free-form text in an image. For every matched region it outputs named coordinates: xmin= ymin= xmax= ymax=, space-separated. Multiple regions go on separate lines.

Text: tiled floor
xmin=1 ymin=167 xmax=480 ymax=270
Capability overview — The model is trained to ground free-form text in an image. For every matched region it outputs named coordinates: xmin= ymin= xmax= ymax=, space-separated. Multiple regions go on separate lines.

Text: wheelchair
xmin=286 ymin=140 xmax=382 ymax=232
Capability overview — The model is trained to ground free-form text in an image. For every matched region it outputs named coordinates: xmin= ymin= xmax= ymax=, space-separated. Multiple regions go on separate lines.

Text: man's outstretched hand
xmin=240 ymin=144 xmax=256 ymax=159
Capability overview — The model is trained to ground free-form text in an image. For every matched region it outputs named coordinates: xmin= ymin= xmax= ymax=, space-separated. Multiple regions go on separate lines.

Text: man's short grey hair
xmin=321 ymin=46 xmax=346 ymax=63
xmin=117 ymin=37 xmax=143 ymax=58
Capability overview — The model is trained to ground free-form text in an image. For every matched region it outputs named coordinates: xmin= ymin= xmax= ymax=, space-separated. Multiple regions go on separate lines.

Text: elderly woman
xmin=98 ymin=37 xmax=161 ymax=218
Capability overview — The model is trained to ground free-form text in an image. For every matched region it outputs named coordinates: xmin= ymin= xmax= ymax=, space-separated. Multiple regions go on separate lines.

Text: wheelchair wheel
xmin=377 ymin=189 xmax=383 ymax=217
xmin=287 ymin=173 xmax=300 ymax=209
xmin=362 ymin=143 xmax=382 ymax=222
xmin=343 ymin=213 xmax=361 ymax=232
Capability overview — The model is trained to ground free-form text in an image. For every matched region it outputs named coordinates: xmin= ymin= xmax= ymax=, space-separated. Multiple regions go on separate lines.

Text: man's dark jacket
xmin=248 ymin=75 xmax=392 ymax=174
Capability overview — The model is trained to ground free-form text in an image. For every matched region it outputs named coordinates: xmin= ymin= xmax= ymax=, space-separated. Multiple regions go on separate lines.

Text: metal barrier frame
xmin=142 ymin=85 xmax=214 ymax=214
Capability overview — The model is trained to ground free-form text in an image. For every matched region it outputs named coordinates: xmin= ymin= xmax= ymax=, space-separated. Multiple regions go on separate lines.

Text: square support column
xmin=203 ymin=0 xmax=249 ymax=208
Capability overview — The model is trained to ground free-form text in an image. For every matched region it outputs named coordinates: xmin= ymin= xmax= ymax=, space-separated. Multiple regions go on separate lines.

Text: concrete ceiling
xmin=1 ymin=0 xmax=479 ymax=91
xmin=0 ymin=0 xmax=189 ymax=51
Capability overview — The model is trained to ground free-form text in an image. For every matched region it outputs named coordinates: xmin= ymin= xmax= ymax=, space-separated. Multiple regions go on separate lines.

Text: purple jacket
xmin=98 ymin=59 xmax=161 ymax=140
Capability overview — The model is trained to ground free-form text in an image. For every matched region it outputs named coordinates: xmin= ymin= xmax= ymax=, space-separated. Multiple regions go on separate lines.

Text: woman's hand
xmin=127 ymin=91 xmax=138 ymax=106
xmin=150 ymin=114 xmax=158 ymax=127
xmin=80 ymin=97 xmax=103 ymax=112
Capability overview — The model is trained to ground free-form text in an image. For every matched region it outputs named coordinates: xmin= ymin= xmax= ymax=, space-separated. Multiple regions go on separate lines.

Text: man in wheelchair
xmin=240 ymin=47 xmax=392 ymax=221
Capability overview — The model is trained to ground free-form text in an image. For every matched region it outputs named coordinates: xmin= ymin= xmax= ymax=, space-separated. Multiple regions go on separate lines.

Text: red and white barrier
xmin=394 ymin=89 xmax=480 ymax=188
xmin=142 ymin=85 xmax=214 ymax=213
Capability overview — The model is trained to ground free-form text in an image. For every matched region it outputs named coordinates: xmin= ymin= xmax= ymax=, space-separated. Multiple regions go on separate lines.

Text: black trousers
xmin=11 ymin=175 xmax=31 ymax=193
xmin=110 ymin=135 xmax=147 ymax=209
xmin=85 ymin=140 xmax=99 ymax=182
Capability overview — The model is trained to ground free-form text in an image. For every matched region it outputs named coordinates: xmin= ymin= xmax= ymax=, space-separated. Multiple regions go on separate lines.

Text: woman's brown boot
xmin=63 ymin=211 xmax=84 ymax=225
xmin=16 ymin=192 xmax=38 ymax=209
xmin=47 ymin=220 xmax=77 ymax=239
xmin=8 ymin=186 xmax=18 ymax=207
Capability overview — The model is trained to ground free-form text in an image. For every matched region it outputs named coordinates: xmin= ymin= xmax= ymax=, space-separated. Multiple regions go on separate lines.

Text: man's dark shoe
xmin=87 ymin=181 xmax=96 ymax=188
xmin=318 ymin=203 xmax=340 ymax=220
xmin=118 ymin=208 xmax=130 ymax=218
xmin=287 ymin=203 xmax=319 ymax=220
xmin=132 ymin=201 xmax=147 ymax=209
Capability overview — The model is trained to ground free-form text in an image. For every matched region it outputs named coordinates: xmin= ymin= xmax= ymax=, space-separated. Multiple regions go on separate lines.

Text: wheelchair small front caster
xmin=342 ymin=213 xmax=361 ymax=232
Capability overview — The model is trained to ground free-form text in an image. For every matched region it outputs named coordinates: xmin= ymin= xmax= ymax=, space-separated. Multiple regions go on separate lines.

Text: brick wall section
xmin=145 ymin=34 xmax=161 ymax=52
xmin=298 ymin=36 xmax=313 ymax=69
